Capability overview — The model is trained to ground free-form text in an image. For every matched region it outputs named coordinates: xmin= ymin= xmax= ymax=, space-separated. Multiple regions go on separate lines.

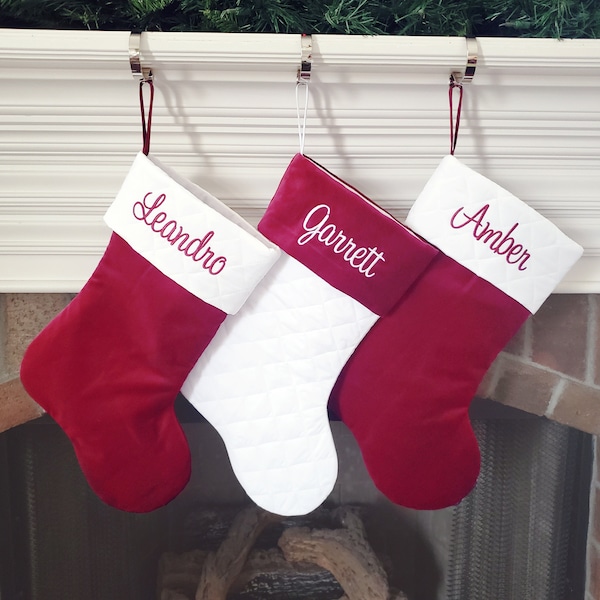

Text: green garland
xmin=0 ymin=0 xmax=599 ymax=38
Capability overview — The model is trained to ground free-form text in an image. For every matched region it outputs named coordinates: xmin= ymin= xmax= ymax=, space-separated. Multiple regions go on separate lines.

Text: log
xmin=195 ymin=506 xmax=281 ymax=600
xmin=229 ymin=548 xmax=344 ymax=600
xmin=183 ymin=506 xmax=241 ymax=551
xmin=183 ymin=505 xmax=339 ymax=551
xmin=160 ymin=505 xmax=408 ymax=600
xmin=278 ymin=506 xmax=389 ymax=600
xmin=161 ymin=592 xmax=192 ymax=600
xmin=157 ymin=549 xmax=208 ymax=600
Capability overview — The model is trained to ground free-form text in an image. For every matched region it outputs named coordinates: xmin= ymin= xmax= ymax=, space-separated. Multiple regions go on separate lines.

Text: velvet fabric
xmin=330 ymin=250 xmax=531 ymax=509
xmin=258 ymin=154 xmax=437 ymax=316
xmin=20 ymin=233 xmax=226 ymax=512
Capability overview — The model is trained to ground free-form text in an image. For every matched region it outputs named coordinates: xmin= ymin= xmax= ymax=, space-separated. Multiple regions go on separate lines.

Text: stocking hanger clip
xmin=296 ymin=34 xmax=312 ymax=154
xmin=129 ymin=33 xmax=154 ymax=155
xmin=450 ymin=37 xmax=478 ymax=86
xmin=448 ymin=37 xmax=477 ymax=155
xmin=129 ymin=32 xmax=153 ymax=82
xmin=297 ymin=34 xmax=312 ymax=83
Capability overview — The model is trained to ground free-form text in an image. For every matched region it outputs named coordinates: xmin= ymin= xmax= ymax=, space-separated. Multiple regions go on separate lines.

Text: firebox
xmin=0 ymin=397 xmax=592 ymax=600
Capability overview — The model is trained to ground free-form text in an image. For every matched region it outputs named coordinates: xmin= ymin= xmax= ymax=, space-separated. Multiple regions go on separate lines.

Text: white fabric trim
xmin=104 ymin=153 xmax=280 ymax=314
xmin=405 ymin=156 xmax=583 ymax=313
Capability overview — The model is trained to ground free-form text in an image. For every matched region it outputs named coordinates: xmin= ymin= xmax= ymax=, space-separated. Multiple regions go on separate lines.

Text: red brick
xmin=531 ymin=294 xmax=589 ymax=381
xmin=476 ymin=355 xmax=503 ymax=399
xmin=594 ymin=295 xmax=600 ymax=387
xmin=551 ymin=380 xmax=600 ymax=435
xmin=479 ymin=354 xmax=559 ymax=417
xmin=589 ymin=541 xmax=600 ymax=599
xmin=4 ymin=293 xmax=73 ymax=376
xmin=503 ymin=316 xmax=529 ymax=357
xmin=0 ymin=377 xmax=43 ymax=433
xmin=0 ymin=295 xmax=5 ymax=374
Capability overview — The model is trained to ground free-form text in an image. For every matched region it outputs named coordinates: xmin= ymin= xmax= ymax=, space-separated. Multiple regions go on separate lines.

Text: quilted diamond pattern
xmin=104 ymin=153 xmax=280 ymax=314
xmin=181 ymin=253 xmax=377 ymax=516
xmin=405 ymin=155 xmax=583 ymax=313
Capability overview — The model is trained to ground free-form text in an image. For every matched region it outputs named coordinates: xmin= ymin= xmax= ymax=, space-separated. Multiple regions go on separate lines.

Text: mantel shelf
xmin=1 ymin=30 xmax=599 ymax=292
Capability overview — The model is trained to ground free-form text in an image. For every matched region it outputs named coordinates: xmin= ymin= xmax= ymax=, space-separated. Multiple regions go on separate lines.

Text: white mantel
xmin=0 ymin=29 xmax=599 ymax=292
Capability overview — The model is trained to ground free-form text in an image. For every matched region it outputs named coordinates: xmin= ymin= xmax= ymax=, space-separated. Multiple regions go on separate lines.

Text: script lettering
xmin=450 ymin=204 xmax=531 ymax=271
xmin=133 ymin=192 xmax=227 ymax=275
xmin=298 ymin=204 xmax=385 ymax=278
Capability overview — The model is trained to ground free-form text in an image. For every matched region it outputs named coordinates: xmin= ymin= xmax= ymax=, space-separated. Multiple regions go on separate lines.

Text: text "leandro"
xmin=133 ymin=192 xmax=227 ymax=275
xmin=297 ymin=204 xmax=385 ymax=278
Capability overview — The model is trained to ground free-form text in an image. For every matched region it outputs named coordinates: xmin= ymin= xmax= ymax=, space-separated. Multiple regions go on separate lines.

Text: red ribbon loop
xmin=449 ymin=78 xmax=463 ymax=156
xmin=139 ymin=79 xmax=154 ymax=156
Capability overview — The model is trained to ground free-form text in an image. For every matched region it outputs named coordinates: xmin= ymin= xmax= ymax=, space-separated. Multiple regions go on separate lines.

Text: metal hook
xmin=129 ymin=32 xmax=153 ymax=82
xmin=451 ymin=36 xmax=477 ymax=86
xmin=296 ymin=34 xmax=312 ymax=154
xmin=297 ymin=34 xmax=312 ymax=83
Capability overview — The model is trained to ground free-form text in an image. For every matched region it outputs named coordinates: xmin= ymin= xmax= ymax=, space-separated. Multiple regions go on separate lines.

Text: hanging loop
xmin=296 ymin=79 xmax=309 ymax=155
xmin=447 ymin=37 xmax=475 ymax=155
xmin=139 ymin=79 xmax=154 ymax=156
xmin=296 ymin=34 xmax=312 ymax=155
xmin=448 ymin=75 xmax=463 ymax=156
xmin=130 ymin=32 xmax=154 ymax=155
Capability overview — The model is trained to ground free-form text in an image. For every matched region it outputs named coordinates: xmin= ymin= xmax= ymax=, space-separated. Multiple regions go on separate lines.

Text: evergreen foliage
xmin=0 ymin=0 xmax=598 ymax=37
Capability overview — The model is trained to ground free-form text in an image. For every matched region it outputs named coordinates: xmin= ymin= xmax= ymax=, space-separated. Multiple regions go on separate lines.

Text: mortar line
xmin=544 ymin=377 xmax=566 ymax=418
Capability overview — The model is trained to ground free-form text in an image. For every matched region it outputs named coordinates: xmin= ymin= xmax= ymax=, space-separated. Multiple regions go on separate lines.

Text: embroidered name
xmin=297 ymin=204 xmax=385 ymax=278
xmin=450 ymin=204 xmax=531 ymax=271
xmin=132 ymin=192 xmax=227 ymax=275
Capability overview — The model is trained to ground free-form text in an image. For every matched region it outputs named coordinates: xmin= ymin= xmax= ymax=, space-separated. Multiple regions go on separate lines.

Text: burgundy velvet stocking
xmin=20 ymin=153 xmax=279 ymax=512
xmin=330 ymin=155 xmax=583 ymax=509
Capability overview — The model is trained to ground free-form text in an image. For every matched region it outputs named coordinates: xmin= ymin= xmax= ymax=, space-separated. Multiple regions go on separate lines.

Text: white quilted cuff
xmin=405 ymin=155 xmax=583 ymax=314
xmin=104 ymin=153 xmax=280 ymax=314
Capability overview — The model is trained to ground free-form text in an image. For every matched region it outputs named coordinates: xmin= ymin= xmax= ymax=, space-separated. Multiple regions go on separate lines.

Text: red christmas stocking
xmin=330 ymin=155 xmax=583 ymax=510
xmin=20 ymin=153 xmax=279 ymax=512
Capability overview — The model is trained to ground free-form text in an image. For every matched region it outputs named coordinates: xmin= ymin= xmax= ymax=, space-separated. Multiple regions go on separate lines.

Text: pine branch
xmin=321 ymin=0 xmax=385 ymax=35
xmin=0 ymin=0 xmax=599 ymax=36
xmin=485 ymin=0 xmax=600 ymax=38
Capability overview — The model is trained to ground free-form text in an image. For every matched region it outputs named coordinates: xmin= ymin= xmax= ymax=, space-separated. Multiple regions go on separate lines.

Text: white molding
xmin=0 ymin=30 xmax=599 ymax=292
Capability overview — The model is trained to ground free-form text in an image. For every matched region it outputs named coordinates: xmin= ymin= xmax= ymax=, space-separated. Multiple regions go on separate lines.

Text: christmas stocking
xmin=20 ymin=152 xmax=279 ymax=512
xmin=330 ymin=155 xmax=583 ymax=510
xmin=181 ymin=153 xmax=437 ymax=516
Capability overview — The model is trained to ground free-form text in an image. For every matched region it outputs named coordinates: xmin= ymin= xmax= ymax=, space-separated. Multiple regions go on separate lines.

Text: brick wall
xmin=478 ymin=294 xmax=600 ymax=433
xmin=0 ymin=293 xmax=72 ymax=431
xmin=477 ymin=295 xmax=600 ymax=600
xmin=1 ymin=292 xmax=600 ymax=595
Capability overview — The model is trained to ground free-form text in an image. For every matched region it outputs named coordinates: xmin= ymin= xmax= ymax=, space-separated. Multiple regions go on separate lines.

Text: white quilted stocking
xmin=183 ymin=254 xmax=376 ymax=515
xmin=181 ymin=153 xmax=437 ymax=516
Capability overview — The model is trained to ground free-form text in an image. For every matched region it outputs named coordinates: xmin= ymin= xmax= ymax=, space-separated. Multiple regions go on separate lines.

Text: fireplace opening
xmin=0 ymin=398 xmax=592 ymax=600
